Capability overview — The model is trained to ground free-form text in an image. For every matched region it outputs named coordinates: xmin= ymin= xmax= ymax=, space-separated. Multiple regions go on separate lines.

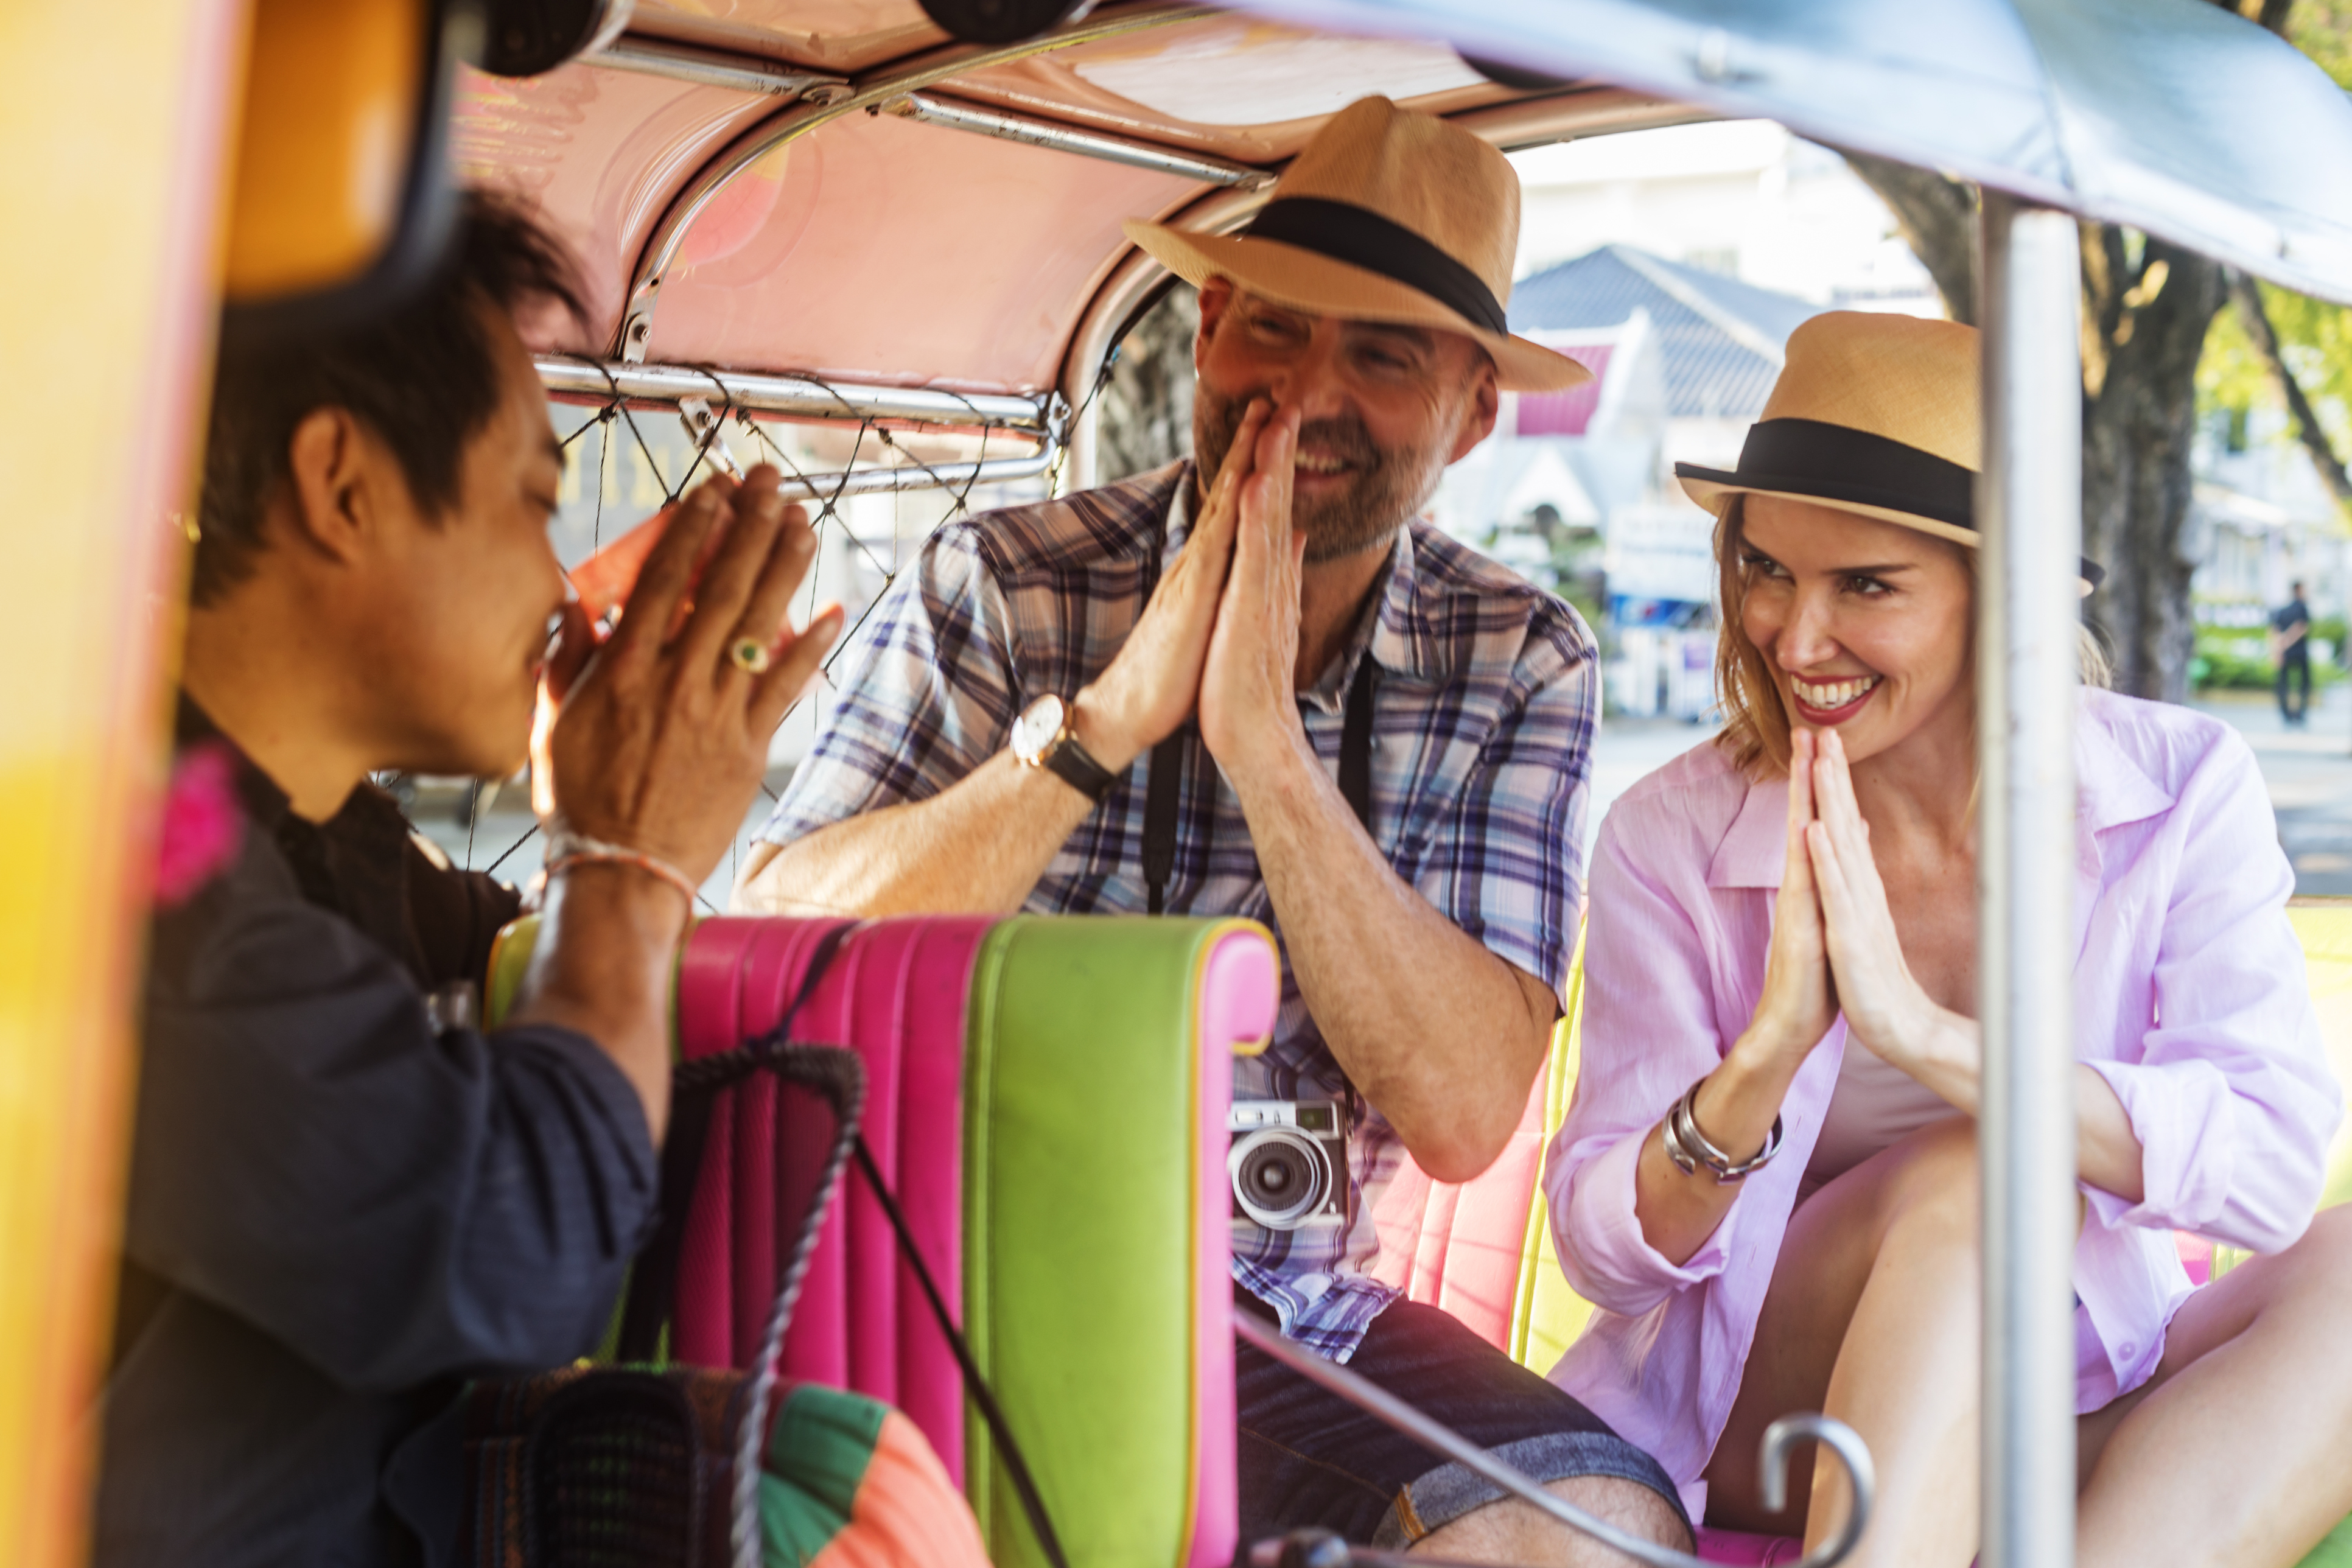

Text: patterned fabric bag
xmin=457 ymin=926 xmax=988 ymax=1568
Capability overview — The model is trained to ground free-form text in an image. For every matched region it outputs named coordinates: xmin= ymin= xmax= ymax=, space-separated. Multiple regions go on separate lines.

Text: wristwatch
xmin=1010 ymin=693 xmax=1117 ymax=803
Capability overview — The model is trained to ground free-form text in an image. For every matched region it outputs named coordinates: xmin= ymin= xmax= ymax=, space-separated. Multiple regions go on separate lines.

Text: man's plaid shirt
xmin=758 ymin=461 xmax=1597 ymax=1361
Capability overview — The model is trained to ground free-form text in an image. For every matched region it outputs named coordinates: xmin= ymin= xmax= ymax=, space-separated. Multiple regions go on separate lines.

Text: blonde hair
xmin=1710 ymin=494 xmax=2112 ymax=779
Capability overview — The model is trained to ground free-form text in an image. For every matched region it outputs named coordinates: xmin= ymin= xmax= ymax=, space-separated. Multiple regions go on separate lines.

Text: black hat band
xmin=1679 ymin=417 xmax=2105 ymax=588
xmin=1727 ymin=418 xmax=1976 ymax=530
xmin=1242 ymin=197 xmax=1510 ymax=337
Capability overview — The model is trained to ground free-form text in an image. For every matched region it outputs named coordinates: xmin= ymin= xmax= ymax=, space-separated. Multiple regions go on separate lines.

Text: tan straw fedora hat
xmin=1122 ymin=96 xmax=1592 ymax=394
xmin=1676 ymin=310 xmax=2104 ymax=588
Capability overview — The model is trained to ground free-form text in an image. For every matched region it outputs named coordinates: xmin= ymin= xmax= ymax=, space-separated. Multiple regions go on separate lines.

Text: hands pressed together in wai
xmin=1747 ymin=728 xmax=1978 ymax=1104
xmin=1073 ymin=397 xmax=1320 ymax=785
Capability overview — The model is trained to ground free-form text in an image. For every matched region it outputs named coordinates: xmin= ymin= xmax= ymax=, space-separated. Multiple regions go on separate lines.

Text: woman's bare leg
xmin=1704 ymin=1116 xmax=1979 ymax=1567
xmin=2075 ymin=1204 xmax=2352 ymax=1568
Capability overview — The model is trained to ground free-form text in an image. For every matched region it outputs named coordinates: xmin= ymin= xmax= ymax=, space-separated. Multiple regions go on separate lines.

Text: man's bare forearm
xmin=1231 ymin=739 xmax=1555 ymax=1184
xmin=735 ymin=749 xmax=1100 ymax=916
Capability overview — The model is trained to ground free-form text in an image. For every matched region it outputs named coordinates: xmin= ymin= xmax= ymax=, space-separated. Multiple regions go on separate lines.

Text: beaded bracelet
xmin=542 ymin=829 xmax=701 ymax=908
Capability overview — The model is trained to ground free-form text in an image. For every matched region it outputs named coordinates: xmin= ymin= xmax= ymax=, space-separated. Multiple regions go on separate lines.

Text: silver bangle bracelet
xmin=1661 ymin=1079 xmax=1783 ymax=1183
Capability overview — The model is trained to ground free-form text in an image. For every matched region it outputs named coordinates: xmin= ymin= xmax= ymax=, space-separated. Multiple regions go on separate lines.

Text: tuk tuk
xmin=5 ymin=2 xmax=2350 ymax=1566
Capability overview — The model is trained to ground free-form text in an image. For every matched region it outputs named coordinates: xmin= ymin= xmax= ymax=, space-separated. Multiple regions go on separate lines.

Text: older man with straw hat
xmin=739 ymin=97 xmax=1690 ymax=1561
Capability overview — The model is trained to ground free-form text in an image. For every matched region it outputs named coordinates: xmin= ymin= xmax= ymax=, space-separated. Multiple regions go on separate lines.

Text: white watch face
xmin=1011 ymin=693 xmax=1066 ymax=765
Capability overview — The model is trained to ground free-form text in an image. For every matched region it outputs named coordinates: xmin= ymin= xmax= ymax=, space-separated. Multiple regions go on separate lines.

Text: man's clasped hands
xmin=1074 ymin=397 xmax=1323 ymax=785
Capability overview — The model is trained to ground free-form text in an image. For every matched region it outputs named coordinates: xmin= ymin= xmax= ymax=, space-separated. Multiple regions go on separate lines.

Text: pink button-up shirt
xmin=1544 ymin=690 xmax=2342 ymax=1521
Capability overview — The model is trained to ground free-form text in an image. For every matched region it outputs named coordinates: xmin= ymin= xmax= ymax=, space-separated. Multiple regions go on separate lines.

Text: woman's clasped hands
xmin=1751 ymin=728 xmax=1973 ymax=1096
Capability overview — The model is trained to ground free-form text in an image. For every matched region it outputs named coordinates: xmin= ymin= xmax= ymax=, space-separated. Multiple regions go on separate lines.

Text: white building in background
xmin=1510 ymin=121 xmax=1941 ymax=317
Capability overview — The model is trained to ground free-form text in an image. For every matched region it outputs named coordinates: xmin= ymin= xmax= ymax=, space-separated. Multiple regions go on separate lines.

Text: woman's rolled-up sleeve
xmin=1545 ymin=802 xmax=1752 ymax=1316
xmin=2083 ymin=736 xmax=2342 ymax=1253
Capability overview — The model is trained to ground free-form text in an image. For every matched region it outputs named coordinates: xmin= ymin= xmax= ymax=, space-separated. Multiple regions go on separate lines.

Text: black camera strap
xmin=1140 ymin=485 xmax=1378 ymax=916
xmin=852 ymin=1136 xmax=1069 ymax=1568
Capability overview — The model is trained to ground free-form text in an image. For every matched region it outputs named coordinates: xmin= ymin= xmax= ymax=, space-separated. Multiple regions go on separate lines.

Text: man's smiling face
xmin=1190 ymin=278 xmax=1498 ymax=563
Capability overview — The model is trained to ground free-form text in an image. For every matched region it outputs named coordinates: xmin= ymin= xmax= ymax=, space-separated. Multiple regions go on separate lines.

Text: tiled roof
xmin=1508 ymin=245 xmax=1828 ymax=420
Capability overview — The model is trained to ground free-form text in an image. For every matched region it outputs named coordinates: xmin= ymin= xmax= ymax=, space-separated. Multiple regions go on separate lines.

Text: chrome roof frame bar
xmin=583 ymin=35 xmax=852 ymax=103
xmin=536 ymin=355 xmax=1053 ymax=433
xmin=534 ymin=356 xmax=1065 ymax=502
xmin=880 ymin=91 xmax=1274 ymax=191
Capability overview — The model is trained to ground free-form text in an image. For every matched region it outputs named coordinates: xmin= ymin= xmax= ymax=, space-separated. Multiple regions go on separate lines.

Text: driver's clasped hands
xmin=534 ymin=464 xmax=843 ymax=894
xmin=1074 ymin=396 xmax=1311 ymax=779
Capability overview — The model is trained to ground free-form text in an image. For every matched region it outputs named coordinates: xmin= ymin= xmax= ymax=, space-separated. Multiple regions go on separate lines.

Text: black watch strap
xmin=1043 ymin=733 xmax=1117 ymax=803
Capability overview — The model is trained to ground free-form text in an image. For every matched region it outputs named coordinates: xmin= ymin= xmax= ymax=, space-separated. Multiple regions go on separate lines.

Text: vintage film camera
xmin=1228 ymin=1099 xmax=1351 ymax=1232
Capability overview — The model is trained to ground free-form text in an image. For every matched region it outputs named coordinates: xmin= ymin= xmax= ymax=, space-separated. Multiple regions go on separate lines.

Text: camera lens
xmin=1230 ymin=1129 xmax=1332 ymax=1230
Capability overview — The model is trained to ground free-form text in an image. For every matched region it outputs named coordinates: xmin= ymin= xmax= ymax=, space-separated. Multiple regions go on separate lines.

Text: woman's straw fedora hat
xmin=1123 ymin=96 xmax=1592 ymax=394
xmin=1676 ymin=310 xmax=2104 ymax=588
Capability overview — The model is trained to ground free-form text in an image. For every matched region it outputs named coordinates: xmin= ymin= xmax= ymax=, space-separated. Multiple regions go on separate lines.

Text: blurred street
xmin=1583 ymin=713 xmax=1718 ymax=865
xmin=2194 ymin=684 xmax=2352 ymax=897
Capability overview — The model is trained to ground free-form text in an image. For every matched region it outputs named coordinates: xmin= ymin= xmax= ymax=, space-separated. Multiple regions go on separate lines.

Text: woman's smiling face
xmin=1737 ymin=493 xmax=1975 ymax=766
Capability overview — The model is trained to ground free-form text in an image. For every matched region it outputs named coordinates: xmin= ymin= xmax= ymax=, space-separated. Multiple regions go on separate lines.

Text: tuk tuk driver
xmin=99 ymin=195 xmax=841 ymax=1565
xmin=738 ymin=97 xmax=1692 ymax=1561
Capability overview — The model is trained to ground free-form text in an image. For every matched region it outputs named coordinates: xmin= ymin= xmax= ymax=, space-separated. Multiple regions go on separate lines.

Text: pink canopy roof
xmin=452 ymin=2 xmax=1685 ymax=402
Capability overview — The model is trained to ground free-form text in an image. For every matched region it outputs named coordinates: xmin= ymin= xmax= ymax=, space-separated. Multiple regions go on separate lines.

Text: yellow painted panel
xmin=0 ymin=2 xmax=248 ymax=1564
xmin=224 ymin=0 xmax=421 ymax=298
xmin=2288 ymin=898 xmax=2352 ymax=1210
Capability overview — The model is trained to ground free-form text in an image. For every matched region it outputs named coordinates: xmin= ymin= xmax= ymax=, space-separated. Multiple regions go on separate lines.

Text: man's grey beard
xmin=1191 ymin=386 xmax=1451 ymax=564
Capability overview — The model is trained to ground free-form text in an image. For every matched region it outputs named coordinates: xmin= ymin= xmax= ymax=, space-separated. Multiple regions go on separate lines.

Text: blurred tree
xmin=1844 ymin=0 xmax=2344 ymax=701
xmin=2211 ymin=276 xmax=2352 ymax=511
xmin=2206 ymin=0 xmax=2352 ymax=514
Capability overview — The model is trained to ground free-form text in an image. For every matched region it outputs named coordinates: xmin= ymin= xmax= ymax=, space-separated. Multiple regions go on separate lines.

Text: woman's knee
xmin=2274 ymin=1202 xmax=2352 ymax=1295
xmin=2160 ymin=1205 xmax=2352 ymax=1373
xmin=1865 ymin=1115 xmax=1981 ymax=1247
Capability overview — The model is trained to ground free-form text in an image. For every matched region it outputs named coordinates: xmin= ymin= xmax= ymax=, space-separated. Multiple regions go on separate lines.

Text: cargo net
xmin=387 ymin=363 xmax=1068 ymax=911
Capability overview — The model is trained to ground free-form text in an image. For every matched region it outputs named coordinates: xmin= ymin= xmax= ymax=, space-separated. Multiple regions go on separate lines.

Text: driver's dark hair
xmin=191 ymin=190 xmax=588 ymax=607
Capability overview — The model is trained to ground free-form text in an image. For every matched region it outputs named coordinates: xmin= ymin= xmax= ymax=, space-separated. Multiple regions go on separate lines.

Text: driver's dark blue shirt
xmin=95 ymin=703 xmax=657 ymax=1567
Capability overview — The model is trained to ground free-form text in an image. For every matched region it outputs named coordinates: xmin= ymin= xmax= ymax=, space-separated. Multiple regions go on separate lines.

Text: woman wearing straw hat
xmin=1544 ymin=311 xmax=2352 ymax=1565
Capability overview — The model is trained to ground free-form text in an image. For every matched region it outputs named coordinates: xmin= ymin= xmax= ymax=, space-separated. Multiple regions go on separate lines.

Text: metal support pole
xmin=881 ymin=94 xmax=1275 ymax=191
xmin=1976 ymin=192 xmax=2082 ymax=1568
xmin=584 ymin=35 xmax=850 ymax=103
